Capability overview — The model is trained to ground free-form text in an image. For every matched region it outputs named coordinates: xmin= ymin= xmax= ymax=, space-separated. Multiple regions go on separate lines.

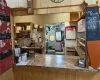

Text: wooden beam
xmin=33 ymin=5 xmax=85 ymax=14
xmin=33 ymin=4 xmax=83 ymax=10
xmin=11 ymin=3 xmax=86 ymax=15
xmin=11 ymin=8 xmax=28 ymax=11
xmin=33 ymin=0 xmax=84 ymax=8
xmin=11 ymin=5 xmax=84 ymax=15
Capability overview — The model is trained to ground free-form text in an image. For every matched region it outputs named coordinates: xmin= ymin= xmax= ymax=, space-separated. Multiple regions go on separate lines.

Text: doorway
xmin=45 ymin=22 xmax=65 ymax=55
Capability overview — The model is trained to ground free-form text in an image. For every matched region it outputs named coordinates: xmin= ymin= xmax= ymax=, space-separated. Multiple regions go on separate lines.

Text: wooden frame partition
xmin=13 ymin=66 xmax=100 ymax=80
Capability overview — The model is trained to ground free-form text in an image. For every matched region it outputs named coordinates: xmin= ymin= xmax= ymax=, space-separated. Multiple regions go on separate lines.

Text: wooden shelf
xmin=74 ymin=47 xmax=85 ymax=58
xmin=79 ymin=41 xmax=85 ymax=47
xmin=78 ymin=37 xmax=86 ymax=41
xmin=78 ymin=31 xmax=86 ymax=33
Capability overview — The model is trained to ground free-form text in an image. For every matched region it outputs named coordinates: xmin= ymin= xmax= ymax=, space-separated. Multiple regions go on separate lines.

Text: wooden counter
xmin=27 ymin=54 xmax=85 ymax=70
xmin=15 ymin=54 xmax=99 ymax=72
xmin=13 ymin=54 xmax=100 ymax=80
xmin=13 ymin=66 xmax=100 ymax=80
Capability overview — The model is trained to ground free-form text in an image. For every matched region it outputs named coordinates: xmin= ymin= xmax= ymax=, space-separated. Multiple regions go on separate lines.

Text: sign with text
xmin=86 ymin=6 xmax=99 ymax=41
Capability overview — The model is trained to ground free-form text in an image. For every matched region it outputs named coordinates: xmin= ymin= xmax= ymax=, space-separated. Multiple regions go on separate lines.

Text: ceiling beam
xmin=33 ymin=5 xmax=85 ymax=14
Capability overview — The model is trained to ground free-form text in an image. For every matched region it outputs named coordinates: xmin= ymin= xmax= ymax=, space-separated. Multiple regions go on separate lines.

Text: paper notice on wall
xmin=66 ymin=26 xmax=76 ymax=39
xmin=32 ymin=29 xmax=38 ymax=42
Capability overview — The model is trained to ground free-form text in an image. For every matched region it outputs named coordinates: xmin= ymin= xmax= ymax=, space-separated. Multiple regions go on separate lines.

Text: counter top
xmin=15 ymin=54 xmax=99 ymax=72
xmin=28 ymin=54 xmax=78 ymax=68
xmin=22 ymin=46 xmax=42 ymax=49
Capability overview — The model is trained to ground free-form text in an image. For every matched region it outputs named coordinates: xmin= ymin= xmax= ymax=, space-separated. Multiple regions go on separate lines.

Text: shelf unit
xmin=77 ymin=13 xmax=86 ymax=59
xmin=78 ymin=37 xmax=86 ymax=41
xmin=77 ymin=33 xmax=86 ymax=53
xmin=77 ymin=6 xmax=100 ymax=68
xmin=14 ymin=23 xmax=32 ymax=39
xmin=79 ymin=41 xmax=85 ymax=47
xmin=77 ymin=32 xmax=86 ymax=47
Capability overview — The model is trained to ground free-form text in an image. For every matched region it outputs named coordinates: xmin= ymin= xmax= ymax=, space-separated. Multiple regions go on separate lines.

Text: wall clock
xmin=51 ymin=0 xmax=64 ymax=3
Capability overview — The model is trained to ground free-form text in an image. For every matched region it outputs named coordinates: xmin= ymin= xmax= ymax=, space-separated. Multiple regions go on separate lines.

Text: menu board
xmin=86 ymin=6 xmax=99 ymax=40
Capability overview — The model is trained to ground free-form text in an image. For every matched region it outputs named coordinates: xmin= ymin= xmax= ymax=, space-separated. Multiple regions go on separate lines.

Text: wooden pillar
xmin=10 ymin=10 xmax=15 ymax=51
